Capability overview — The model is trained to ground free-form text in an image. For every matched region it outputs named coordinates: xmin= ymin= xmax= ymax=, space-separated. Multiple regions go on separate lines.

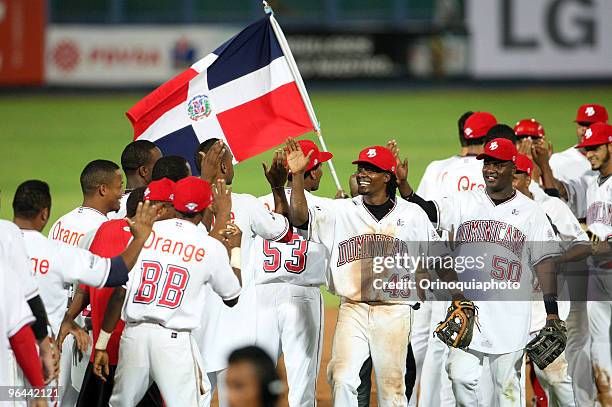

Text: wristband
xmin=230 ymin=248 xmax=242 ymax=269
xmin=95 ymin=330 xmax=112 ymax=351
xmin=543 ymin=294 xmax=559 ymax=315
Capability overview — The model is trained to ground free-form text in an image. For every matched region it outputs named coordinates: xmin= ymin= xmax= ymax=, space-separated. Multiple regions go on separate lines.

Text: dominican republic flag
xmin=127 ymin=15 xmax=315 ymax=171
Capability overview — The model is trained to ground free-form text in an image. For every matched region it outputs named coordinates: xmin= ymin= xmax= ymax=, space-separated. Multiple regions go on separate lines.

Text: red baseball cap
xmin=515 ymin=154 xmax=533 ymax=176
xmin=298 ymin=140 xmax=333 ymax=172
xmin=476 ymin=138 xmax=518 ymax=162
xmin=576 ymin=122 xmax=612 ymax=149
xmin=514 ymin=119 xmax=545 ymax=138
xmin=144 ymin=178 xmax=175 ymax=203
xmin=464 ymin=112 xmax=498 ymax=139
xmin=173 ymin=176 xmax=213 ymax=213
xmin=575 ymin=104 xmax=608 ymax=124
xmin=352 ymin=146 xmax=397 ymax=175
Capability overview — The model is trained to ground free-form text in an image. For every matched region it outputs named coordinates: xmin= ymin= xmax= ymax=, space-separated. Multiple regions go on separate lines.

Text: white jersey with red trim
xmin=21 ymin=230 xmax=113 ymax=335
xmin=416 ymin=156 xmax=458 ymax=199
xmin=549 ymin=146 xmax=597 ymax=219
xmin=197 ymin=192 xmax=291 ymax=371
xmin=0 ymin=220 xmax=39 ymax=300
xmin=303 ymin=195 xmax=443 ymax=302
xmin=530 ymin=189 xmax=589 ymax=332
xmin=254 ymin=188 xmax=329 ymax=286
xmin=122 ymin=218 xmax=240 ymax=331
xmin=48 ymin=206 xmax=108 ymax=249
xmin=416 ymin=155 xmax=484 ymax=200
xmin=434 ymin=189 xmax=560 ymax=354
xmin=586 ymin=175 xmax=612 ymax=242
xmin=0 ymin=264 xmax=35 ymax=386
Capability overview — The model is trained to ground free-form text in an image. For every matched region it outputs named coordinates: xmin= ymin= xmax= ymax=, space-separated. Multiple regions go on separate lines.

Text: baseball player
xmin=193 ymin=139 xmax=292 ymax=406
xmin=226 ymin=346 xmax=283 ymax=407
xmin=0 ymin=217 xmax=59 ymax=390
xmin=0 ymin=263 xmax=47 ymax=407
xmin=253 ymin=140 xmax=332 ymax=406
xmin=514 ymin=154 xmax=591 ymax=405
xmin=49 ymin=159 xmax=124 ymax=405
xmin=13 ymin=180 xmax=158 ymax=336
xmin=93 ymin=176 xmax=241 ymax=407
xmin=286 ymin=139 xmax=448 ymax=406
xmin=401 ymin=138 xmax=562 ymax=406
xmin=109 ymin=140 xmax=162 ymax=220
xmin=544 ymin=103 xmax=608 ymax=219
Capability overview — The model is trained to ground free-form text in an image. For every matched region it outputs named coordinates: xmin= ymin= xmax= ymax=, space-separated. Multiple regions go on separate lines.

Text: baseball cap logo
xmin=585 ymin=128 xmax=593 ymax=138
xmin=366 ymin=148 xmax=377 ymax=158
xmin=465 ymin=128 xmax=473 ymax=136
xmin=185 ymin=202 xmax=199 ymax=211
xmin=489 ymin=141 xmax=499 ymax=150
xmin=169 ymin=193 xmax=174 ymax=200
xmin=586 ymin=106 xmax=595 ymax=117
xmin=144 ymin=188 xmax=151 ymax=197
xmin=314 ymin=158 xmax=319 ymax=165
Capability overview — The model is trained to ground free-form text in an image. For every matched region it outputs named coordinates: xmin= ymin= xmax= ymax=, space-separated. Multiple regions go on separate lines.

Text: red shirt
xmin=81 ymin=219 xmax=132 ymax=365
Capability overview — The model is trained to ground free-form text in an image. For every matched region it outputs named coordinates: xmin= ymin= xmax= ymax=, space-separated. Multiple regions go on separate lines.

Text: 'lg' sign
xmin=503 ymin=0 xmax=595 ymax=49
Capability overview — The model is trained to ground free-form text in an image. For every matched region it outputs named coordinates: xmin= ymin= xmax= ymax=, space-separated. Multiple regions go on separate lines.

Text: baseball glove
xmin=526 ymin=319 xmax=567 ymax=370
xmin=434 ymin=299 xmax=478 ymax=349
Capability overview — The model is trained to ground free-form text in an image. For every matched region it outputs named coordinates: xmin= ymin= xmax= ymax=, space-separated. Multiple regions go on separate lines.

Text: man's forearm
xmin=398 ymin=180 xmax=413 ymax=199
xmin=101 ymin=287 xmax=125 ymax=333
xmin=64 ymin=287 xmax=90 ymax=321
xmin=539 ymin=162 xmax=568 ymax=201
xmin=119 ymin=235 xmax=148 ymax=271
xmin=535 ymin=259 xmax=559 ymax=317
xmin=289 ymin=173 xmax=309 ymax=226
xmin=272 ymin=187 xmax=289 ymax=217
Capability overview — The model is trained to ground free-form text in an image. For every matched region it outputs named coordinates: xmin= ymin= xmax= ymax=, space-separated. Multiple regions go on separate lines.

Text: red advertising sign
xmin=0 ymin=0 xmax=45 ymax=85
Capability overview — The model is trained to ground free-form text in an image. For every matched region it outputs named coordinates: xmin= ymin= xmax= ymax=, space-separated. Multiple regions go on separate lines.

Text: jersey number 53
xmin=263 ymin=235 xmax=308 ymax=274
xmin=133 ymin=260 xmax=190 ymax=309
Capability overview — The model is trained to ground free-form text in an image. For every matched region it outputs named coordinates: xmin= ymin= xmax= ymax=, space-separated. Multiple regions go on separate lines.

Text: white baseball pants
xmin=588 ymin=300 xmax=612 ymax=386
xmin=407 ymin=300 xmax=430 ymax=407
xmin=255 ymin=283 xmax=323 ymax=407
xmin=446 ymin=347 xmax=524 ymax=407
xmin=327 ymin=298 xmax=413 ymax=407
xmin=532 ymin=351 xmax=576 ymax=407
xmin=110 ymin=323 xmax=208 ymax=407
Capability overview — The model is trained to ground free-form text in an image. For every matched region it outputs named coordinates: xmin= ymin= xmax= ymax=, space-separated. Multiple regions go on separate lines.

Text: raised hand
xmin=211 ymin=178 xmax=232 ymax=216
xmin=387 ymin=139 xmax=409 ymax=182
xmin=126 ymin=201 xmax=158 ymax=241
xmin=531 ymin=139 xmax=552 ymax=169
xmin=285 ymin=139 xmax=312 ymax=175
xmin=220 ymin=222 xmax=242 ymax=250
xmin=199 ymin=140 xmax=226 ymax=183
xmin=263 ymin=149 xmax=288 ymax=188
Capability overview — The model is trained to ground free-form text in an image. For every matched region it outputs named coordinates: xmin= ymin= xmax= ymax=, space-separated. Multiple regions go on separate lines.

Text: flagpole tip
xmin=262 ymin=1 xmax=273 ymax=15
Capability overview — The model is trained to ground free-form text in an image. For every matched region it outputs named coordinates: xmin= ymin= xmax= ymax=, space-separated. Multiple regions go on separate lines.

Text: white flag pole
xmin=264 ymin=2 xmax=345 ymax=194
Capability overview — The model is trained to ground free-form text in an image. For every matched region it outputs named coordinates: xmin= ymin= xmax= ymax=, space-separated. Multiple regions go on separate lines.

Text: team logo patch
xmin=397 ymin=219 xmax=404 ymax=226
xmin=366 ymin=148 xmax=377 ymax=158
xmin=489 ymin=141 xmax=499 ymax=150
xmin=586 ymin=106 xmax=595 ymax=117
xmin=465 ymin=127 xmax=473 ymax=136
xmin=585 ymin=128 xmax=593 ymax=139
xmin=187 ymin=95 xmax=212 ymax=121
xmin=512 ymin=209 xmax=519 ymax=215
xmin=185 ymin=202 xmax=199 ymax=211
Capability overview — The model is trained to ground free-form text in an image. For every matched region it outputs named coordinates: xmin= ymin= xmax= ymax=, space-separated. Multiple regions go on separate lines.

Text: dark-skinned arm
xmin=264 ymin=149 xmax=289 ymax=217
xmin=285 ymin=140 xmax=312 ymax=227
xmin=531 ymin=140 xmax=568 ymax=201
xmin=534 ymin=258 xmax=560 ymax=320
xmin=92 ymin=286 xmax=125 ymax=382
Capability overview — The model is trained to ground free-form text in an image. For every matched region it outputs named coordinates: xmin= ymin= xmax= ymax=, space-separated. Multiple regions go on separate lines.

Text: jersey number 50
xmin=263 ymin=236 xmax=308 ymax=274
xmin=133 ymin=260 xmax=190 ymax=309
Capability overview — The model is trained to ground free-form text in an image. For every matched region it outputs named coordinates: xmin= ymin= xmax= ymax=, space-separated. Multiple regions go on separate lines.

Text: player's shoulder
xmin=0 ymin=219 xmax=21 ymax=235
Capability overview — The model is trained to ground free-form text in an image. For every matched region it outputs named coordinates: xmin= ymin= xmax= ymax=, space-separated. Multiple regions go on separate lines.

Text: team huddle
xmin=1 ymin=103 xmax=611 ymax=407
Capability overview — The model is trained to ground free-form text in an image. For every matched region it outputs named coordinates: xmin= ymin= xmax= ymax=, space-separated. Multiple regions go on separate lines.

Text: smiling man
xmin=400 ymin=138 xmax=563 ymax=406
xmin=286 ymin=139 xmax=448 ymax=406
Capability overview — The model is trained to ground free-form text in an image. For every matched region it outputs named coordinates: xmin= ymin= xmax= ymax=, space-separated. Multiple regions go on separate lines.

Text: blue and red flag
xmin=127 ymin=16 xmax=314 ymax=171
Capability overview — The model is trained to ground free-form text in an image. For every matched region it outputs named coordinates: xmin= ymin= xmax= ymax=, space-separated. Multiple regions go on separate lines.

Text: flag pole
xmin=264 ymin=1 xmax=345 ymax=195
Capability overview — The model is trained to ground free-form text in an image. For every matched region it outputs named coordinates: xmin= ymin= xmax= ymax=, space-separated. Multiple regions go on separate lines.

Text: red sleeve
xmin=9 ymin=325 xmax=44 ymax=387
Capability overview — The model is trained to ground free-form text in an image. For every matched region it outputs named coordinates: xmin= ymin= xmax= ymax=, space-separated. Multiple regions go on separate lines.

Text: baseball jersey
xmin=302 ymin=195 xmax=443 ymax=302
xmin=0 ymin=220 xmax=39 ymax=300
xmin=530 ymin=190 xmax=589 ymax=332
xmin=549 ymin=146 xmax=597 ymax=219
xmin=107 ymin=191 xmax=130 ymax=220
xmin=197 ymin=192 xmax=290 ymax=371
xmin=82 ymin=219 xmax=132 ymax=365
xmin=254 ymin=188 xmax=329 ymax=286
xmin=49 ymin=206 xmax=108 ymax=249
xmin=21 ymin=230 xmax=113 ymax=335
xmin=122 ymin=218 xmax=241 ymax=331
xmin=434 ymin=189 xmax=560 ymax=354
xmin=0 ymin=264 xmax=34 ymax=386
xmin=416 ymin=156 xmax=458 ymax=199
